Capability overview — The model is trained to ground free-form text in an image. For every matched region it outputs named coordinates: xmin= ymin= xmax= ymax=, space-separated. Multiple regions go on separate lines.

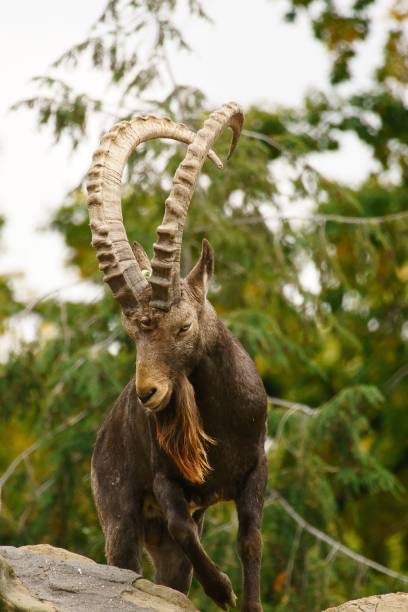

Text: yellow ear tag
xmin=142 ymin=269 xmax=152 ymax=278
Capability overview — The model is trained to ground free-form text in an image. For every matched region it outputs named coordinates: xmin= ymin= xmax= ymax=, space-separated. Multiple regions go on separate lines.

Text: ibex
xmin=87 ymin=102 xmax=267 ymax=612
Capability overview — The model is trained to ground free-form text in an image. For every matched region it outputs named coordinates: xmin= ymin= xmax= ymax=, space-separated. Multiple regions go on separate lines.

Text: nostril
xmin=138 ymin=387 xmax=157 ymax=404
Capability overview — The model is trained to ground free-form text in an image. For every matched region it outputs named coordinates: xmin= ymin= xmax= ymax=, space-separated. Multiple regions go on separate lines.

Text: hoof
xmin=204 ymin=570 xmax=237 ymax=610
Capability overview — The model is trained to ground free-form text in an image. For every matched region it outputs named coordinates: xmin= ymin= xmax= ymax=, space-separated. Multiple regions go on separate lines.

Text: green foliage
xmin=0 ymin=218 xmax=21 ymax=328
xmin=2 ymin=1 xmax=408 ymax=610
xmin=282 ymin=0 xmax=376 ymax=84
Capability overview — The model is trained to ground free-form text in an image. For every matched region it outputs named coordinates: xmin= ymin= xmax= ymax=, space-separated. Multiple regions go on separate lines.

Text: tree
xmin=2 ymin=1 xmax=408 ymax=610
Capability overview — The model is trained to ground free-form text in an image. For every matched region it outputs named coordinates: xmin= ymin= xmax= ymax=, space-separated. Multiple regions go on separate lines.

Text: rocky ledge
xmin=324 ymin=592 xmax=408 ymax=611
xmin=0 ymin=544 xmax=198 ymax=611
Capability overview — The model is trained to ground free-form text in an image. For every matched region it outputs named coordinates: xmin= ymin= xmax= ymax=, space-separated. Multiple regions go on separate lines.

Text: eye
xmin=140 ymin=317 xmax=154 ymax=331
xmin=178 ymin=322 xmax=192 ymax=335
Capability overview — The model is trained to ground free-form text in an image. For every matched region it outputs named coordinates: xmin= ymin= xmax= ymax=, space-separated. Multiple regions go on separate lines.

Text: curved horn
xmin=150 ymin=102 xmax=244 ymax=311
xmin=87 ymin=116 xmax=223 ymax=314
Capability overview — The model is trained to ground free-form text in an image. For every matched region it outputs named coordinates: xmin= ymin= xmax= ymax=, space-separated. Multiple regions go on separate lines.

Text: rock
xmin=323 ymin=592 xmax=408 ymax=611
xmin=0 ymin=545 xmax=198 ymax=611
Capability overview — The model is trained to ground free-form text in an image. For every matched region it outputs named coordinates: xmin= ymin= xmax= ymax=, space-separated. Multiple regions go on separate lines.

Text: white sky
xmin=0 ymin=0 xmax=390 ymax=302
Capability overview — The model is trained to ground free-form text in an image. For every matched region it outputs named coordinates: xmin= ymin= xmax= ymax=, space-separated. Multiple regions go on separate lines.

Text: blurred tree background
xmin=1 ymin=0 xmax=408 ymax=610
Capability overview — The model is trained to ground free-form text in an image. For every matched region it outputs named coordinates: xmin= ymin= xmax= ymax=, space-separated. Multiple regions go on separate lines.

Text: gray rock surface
xmin=0 ymin=544 xmax=198 ymax=611
xmin=323 ymin=592 xmax=408 ymax=611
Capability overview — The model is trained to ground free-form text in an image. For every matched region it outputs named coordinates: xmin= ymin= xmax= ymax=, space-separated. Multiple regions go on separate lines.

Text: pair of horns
xmin=86 ymin=102 xmax=243 ymax=312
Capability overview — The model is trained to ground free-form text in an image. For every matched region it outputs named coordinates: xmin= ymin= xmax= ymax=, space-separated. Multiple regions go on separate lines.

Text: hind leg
xmin=104 ymin=509 xmax=143 ymax=572
xmin=146 ymin=510 xmax=206 ymax=594
xmin=91 ymin=462 xmax=144 ymax=572
xmin=147 ymin=532 xmax=193 ymax=593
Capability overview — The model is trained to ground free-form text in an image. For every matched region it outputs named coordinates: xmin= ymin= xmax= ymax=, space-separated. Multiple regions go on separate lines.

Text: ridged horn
xmin=150 ymin=102 xmax=244 ymax=311
xmin=86 ymin=115 xmax=223 ymax=314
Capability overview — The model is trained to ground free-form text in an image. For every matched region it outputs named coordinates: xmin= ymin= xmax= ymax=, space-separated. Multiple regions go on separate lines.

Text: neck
xmin=198 ymin=299 xmax=227 ymax=355
xmin=188 ymin=312 xmax=237 ymax=403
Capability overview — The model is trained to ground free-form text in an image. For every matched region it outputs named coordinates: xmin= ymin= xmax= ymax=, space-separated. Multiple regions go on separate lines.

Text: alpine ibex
xmin=87 ymin=102 xmax=267 ymax=612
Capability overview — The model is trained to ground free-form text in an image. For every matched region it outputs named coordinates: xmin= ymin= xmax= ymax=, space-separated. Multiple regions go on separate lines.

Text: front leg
xmin=153 ymin=473 xmax=237 ymax=610
xmin=235 ymin=454 xmax=267 ymax=612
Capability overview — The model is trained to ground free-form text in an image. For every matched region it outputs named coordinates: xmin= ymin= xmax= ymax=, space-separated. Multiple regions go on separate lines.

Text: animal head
xmin=120 ymin=237 xmax=216 ymax=412
xmin=87 ymin=102 xmax=243 ymax=414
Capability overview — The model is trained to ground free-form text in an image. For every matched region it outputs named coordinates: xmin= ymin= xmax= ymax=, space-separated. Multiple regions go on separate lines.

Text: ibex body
xmin=88 ymin=103 xmax=267 ymax=612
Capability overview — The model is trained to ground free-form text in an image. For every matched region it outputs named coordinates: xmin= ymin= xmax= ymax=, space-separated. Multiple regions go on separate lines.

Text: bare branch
xmin=194 ymin=209 xmax=408 ymax=233
xmin=16 ymin=280 xmax=88 ymax=318
xmin=0 ymin=410 xmax=88 ymax=510
xmin=241 ymin=129 xmax=408 ymax=226
xmin=268 ymin=397 xmax=318 ymax=450
xmin=268 ymin=396 xmax=318 ymax=417
xmin=285 ymin=523 xmax=303 ymax=597
xmin=268 ymin=490 xmax=408 ymax=585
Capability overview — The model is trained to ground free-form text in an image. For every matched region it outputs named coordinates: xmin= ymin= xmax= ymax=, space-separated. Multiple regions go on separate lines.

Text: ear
xmin=132 ymin=241 xmax=152 ymax=277
xmin=185 ymin=239 xmax=214 ymax=302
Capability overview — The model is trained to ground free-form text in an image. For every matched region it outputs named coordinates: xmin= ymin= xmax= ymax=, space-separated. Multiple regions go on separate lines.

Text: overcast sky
xmin=0 ymin=0 xmax=389 ymax=302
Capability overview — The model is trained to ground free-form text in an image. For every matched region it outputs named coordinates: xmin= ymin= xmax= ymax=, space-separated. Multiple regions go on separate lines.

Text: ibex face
xmin=87 ymin=102 xmax=243 ymax=412
xmin=122 ymin=240 xmax=215 ymax=412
